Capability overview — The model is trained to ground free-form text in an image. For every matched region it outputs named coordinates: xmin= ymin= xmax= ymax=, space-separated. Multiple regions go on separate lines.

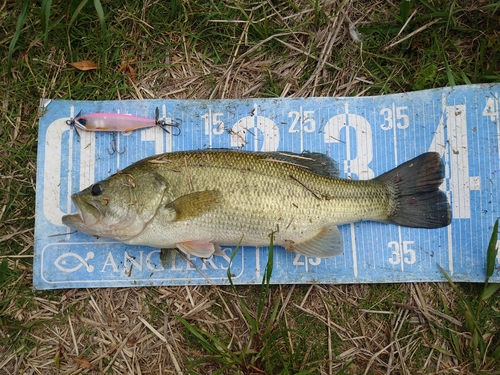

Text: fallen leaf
xmin=119 ymin=57 xmax=137 ymax=72
xmin=73 ymin=357 xmax=94 ymax=370
xmin=69 ymin=60 xmax=98 ymax=71
xmin=118 ymin=62 xmax=128 ymax=72
xmin=119 ymin=58 xmax=138 ymax=83
xmin=128 ymin=65 xmax=137 ymax=83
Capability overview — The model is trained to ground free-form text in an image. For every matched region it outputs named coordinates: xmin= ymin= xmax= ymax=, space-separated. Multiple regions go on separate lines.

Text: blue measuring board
xmin=33 ymin=84 xmax=500 ymax=290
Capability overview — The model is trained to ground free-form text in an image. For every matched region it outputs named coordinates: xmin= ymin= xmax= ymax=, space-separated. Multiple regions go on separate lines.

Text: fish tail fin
xmin=375 ymin=152 xmax=452 ymax=229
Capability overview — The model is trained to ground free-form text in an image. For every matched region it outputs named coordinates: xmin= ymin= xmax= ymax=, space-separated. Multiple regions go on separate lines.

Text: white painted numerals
xmin=288 ymin=108 xmax=315 ymax=151
xmin=293 ymin=254 xmax=321 ymax=268
xmin=323 ymin=104 xmax=375 ymax=179
xmin=202 ymin=111 xmax=225 ymax=135
xmin=380 ymin=105 xmax=409 ymax=130
xmin=229 ymin=105 xmax=280 ymax=151
xmin=428 ymin=99 xmax=480 ymax=219
xmin=288 ymin=109 xmax=315 ymax=133
xmin=482 ymin=95 xmax=499 ymax=122
xmin=388 ymin=241 xmax=416 ymax=266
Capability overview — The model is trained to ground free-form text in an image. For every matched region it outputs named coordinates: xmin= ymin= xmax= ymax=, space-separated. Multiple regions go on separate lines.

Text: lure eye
xmin=91 ymin=183 xmax=104 ymax=196
xmin=75 ymin=117 xmax=86 ymax=126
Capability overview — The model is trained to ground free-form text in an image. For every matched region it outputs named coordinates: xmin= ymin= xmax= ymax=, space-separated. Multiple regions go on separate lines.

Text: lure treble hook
xmin=155 ymin=107 xmax=182 ymax=136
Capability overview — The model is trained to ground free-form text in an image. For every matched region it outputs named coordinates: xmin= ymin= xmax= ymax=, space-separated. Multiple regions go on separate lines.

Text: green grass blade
xmin=334 ymin=360 xmax=354 ymax=375
xmin=93 ymin=0 xmax=107 ymax=35
xmin=227 ymin=244 xmax=257 ymax=330
xmin=432 ymin=343 xmax=457 ymax=358
xmin=41 ymin=0 xmax=53 ymax=46
xmin=445 ymin=0 xmax=457 ymax=37
xmin=449 ymin=329 xmax=462 ymax=360
xmin=492 ymin=344 xmax=500 ymax=360
xmin=400 ymin=0 xmax=410 ymax=24
xmin=177 ymin=316 xmax=227 ymax=358
xmin=460 ymin=70 xmax=472 ymax=85
xmin=443 ymin=52 xmax=456 ymax=86
xmin=257 ymin=234 xmax=274 ymax=322
xmin=482 ymin=283 xmax=500 ymax=300
xmin=419 ymin=0 xmax=438 ymax=13
xmin=437 ymin=263 xmax=473 ymax=312
xmin=68 ymin=0 xmax=89 ymax=31
xmin=264 ymin=232 xmax=274 ymax=286
xmin=485 ymin=219 xmax=498 ymax=279
xmin=0 ymin=258 xmax=10 ymax=285
xmin=7 ymin=0 xmax=30 ymax=76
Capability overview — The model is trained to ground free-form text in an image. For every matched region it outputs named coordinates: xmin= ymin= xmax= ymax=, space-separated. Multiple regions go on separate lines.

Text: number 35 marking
xmin=388 ymin=240 xmax=416 ymax=265
xmin=380 ymin=105 xmax=409 ymax=130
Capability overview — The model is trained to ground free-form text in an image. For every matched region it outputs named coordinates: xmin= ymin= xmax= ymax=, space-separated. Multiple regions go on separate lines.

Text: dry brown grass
xmin=0 ymin=276 xmax=469 ymax=374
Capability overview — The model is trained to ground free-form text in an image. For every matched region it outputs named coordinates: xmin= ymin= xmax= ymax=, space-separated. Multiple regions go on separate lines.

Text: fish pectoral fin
xmin=287 ymin=225 xmax=344 ymax=258
xmin=166 ymin=190 xmax=222 ymax=221
xmin=176 ymin=240 xmax=216 ymax=258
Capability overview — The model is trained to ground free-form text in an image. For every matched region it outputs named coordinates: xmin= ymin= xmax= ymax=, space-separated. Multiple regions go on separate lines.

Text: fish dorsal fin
xmin=261 ymin=151 xmax=339 ymax=177
xmin=287 ymin=224 xmax=343 ymax=257
xmin=166 ymin=190 xmax=222 ymax=221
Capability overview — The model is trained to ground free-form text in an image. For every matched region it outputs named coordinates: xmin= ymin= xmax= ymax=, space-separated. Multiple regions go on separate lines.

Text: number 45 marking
xmin=293 ymin=254 xmax=321 ymax=271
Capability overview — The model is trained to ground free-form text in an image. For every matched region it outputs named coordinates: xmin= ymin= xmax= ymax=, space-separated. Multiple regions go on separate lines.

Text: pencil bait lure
xmin=66 ymin=107 xmax=181 ymax=135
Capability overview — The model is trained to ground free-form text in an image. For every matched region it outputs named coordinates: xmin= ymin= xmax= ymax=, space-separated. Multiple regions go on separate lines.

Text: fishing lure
xmin=67 ymin=107 xmax=181 ymax=135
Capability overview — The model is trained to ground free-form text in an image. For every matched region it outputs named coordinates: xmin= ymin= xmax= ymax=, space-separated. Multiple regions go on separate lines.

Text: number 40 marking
xmin=483 ymin=95 xmax=499 ymax=121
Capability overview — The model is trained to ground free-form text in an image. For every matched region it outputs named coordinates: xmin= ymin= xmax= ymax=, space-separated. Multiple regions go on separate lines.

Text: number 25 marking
xmin=288 ymin=110 xmax=315 ymax=133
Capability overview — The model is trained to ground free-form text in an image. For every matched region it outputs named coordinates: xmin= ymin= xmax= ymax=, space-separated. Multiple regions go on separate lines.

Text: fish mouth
xmin=62 ymin=194 xmax=101 ymax=229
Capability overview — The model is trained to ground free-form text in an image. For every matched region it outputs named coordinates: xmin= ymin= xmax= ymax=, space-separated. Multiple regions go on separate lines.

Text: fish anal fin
xmin=176 ymin=240 xmax=215 ymax=258
xmin=167 ymin=190 xmax=222 ymax=221
xmin=287 ymin=225 xmax=343 ymax=258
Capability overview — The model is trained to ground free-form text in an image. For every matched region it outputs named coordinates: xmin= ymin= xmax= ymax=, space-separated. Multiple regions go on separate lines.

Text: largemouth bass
xmin=62 ymin=150 xmax=451 ymax=258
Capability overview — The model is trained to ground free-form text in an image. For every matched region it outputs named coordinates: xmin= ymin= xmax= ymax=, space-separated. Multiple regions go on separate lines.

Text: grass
xmin=0 ymin=0 xmax=499 ymax=373
xmin=438 ymin=220 xmax=500 ymax=372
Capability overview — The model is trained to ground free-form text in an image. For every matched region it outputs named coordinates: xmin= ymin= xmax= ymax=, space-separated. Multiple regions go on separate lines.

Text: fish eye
xmin=91 ymin=183 xmax=104 ymax=196
xmin=75 ymin=117 xmax=86 ymax=126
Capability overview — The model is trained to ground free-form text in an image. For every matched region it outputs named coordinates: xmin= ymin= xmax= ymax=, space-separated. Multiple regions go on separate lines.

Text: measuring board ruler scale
xmin=33 ymin=84 xmax=500 ymax=289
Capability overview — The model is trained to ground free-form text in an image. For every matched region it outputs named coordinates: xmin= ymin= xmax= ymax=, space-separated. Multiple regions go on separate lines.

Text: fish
xmin=62 ymin=150 xmax=451 ymax=258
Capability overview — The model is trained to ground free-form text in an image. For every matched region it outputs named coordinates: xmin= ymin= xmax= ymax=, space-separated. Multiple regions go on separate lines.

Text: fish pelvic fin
xmin=376 ymin=152 xmax=452 ymax=229
xmin=176 ymin=240 xmax=216 ymax=258
xmin=286 ymin=224 xmax=343 ymax=258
